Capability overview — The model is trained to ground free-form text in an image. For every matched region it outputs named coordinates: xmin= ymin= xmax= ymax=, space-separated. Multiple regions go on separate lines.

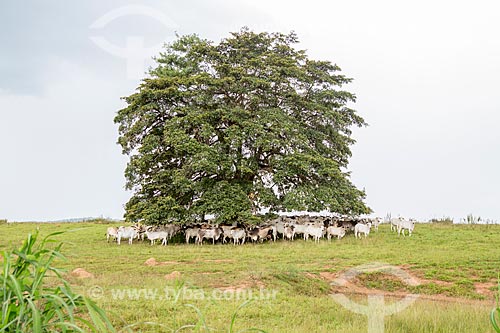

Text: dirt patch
xmin=332 ymin=278 xmax=408 ymax=297
xmin=329 ymin=285 xmax=493 ymax=305
xmin=164 ymin=271 xmax=182 ymax=280
xmin=475 ymin=282 xmax=496 ymax=297
xmin=319 ymin=272 xmax=337 ymax=281
xmin=71 ymin=268 xmax=94 ymax=279
xmin=144 ymin=258 xmax=233 ymax=266
xmin=213 ymin=276 xmax=265 ymax=292
xmin=304 ymin=272 xmax=319 ymax=279
xmin=216 ymin=280 xmax=266 ymax=292
xmin=399 ymin=264 xmax=415 ymax=270
xmin=320 ymin=270 xmax=406 ymax=296
xmin=318 ymin=266 xmax=495 ymax=305
xmin=144 ymin=257 xmax=181 ymax=266
xmin=419 ymin=278 xmax=454 ymax=287
xmin=201 ymin=259 xmax=234 ymax=263
xmin=318 ymin=266 xmax=453 ymax=289
xmin=144 ymin=258 xmax=158 ymax=266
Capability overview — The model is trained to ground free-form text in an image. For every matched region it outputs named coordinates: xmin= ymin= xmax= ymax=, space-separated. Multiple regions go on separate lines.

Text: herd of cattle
xmin=105 ymin=216 xmax=416 ymax=245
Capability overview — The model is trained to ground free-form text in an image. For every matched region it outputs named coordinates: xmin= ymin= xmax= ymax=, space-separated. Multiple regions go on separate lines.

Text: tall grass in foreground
xmin=0 ymin=230 xmax=116 ymax=332
xmin=492 ymin=279 xmax=500 ymax=332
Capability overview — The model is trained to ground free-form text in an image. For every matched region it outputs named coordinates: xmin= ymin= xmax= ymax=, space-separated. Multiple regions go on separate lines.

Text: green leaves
xmin=116 ymin=28 xmax=370 ymax=224
xmin=492 ymin=279 xmax=500 ymax=333
xmin=492 ymin=307 xmax=500 ymax=333
xmin=0 ymin=230 xmax=117 ymax=332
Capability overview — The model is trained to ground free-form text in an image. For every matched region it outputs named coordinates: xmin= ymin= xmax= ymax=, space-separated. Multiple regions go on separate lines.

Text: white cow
xmin=161 ymin=224 xmax=181 ymax=243
xmin=247 ymin=226 xmax=273 ymax=243
xmin=231 ymin=228 xmax=246 ymax=245
xmin=185 ymin=227 xmax=200 ymax=244
xmin=197 ymin=227 xmax=222 ymax=245
xmin=326 ymin=226 xmax=346 ymax=240
xmin=354 ymin=222 xmax=372 ymax=239
xmin=117 ymin=226 xmax=138 ymax=245
xmin=371 ymin=217 xmax=382 ymax=231
xmin=292 ymin=224 xmax=308 ymax=240
xmin=133 ymin=223 xmax=148 ymax=241
xmin=306 ymin=225 xmax=325 ymax=243
xmin=221 ymin=225 xmax=237 ymax=244
xmin=390 ymin=218 xmax=404 ymax=232
xmin=145 ymin=230 xmax=169 ymax=246
xmin=106 ymin=227 xmax=118 ymax=242
xmin=283 ymin=225 xmax=294 ymax=241
xmin=398 ymin=220 xmax=415 ymax=237
xmin=271 ymin=220 xmax=286 ymax=241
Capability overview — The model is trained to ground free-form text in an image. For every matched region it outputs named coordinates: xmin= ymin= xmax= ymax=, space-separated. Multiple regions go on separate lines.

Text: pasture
xmin=1 ymin=222 xmax=499 ymax=332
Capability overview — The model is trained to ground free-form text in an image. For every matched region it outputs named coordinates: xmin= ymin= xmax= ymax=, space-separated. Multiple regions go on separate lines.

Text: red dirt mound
xmin=71 ymin=268 xmax=94 ymax=279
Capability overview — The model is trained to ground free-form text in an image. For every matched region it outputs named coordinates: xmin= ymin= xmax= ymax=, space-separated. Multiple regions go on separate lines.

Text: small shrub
xmin=428 ymin=217 xmax=454 ymax=224
xmin=464 ymin=214 xmax=482 ymax=224
xmin=0 ymin=219 xmax=7 ymax=224
xmin=0 ymin=230 xmax=117 ymax=332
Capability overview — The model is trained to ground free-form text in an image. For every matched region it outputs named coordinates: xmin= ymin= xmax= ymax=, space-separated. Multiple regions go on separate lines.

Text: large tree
xmin=115 ymin=28 xmax=370 ymax=224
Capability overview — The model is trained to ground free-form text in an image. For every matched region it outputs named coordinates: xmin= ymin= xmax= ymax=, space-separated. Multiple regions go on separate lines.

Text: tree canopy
xmin=115 ymin=28 xmax=370 ymax=224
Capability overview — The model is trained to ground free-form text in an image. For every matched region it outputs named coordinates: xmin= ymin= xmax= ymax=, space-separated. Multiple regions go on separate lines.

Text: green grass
xmin=1 ymin=222 xmax=499 ymax=332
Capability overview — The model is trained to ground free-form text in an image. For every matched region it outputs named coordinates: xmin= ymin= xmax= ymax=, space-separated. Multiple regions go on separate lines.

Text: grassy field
xmin=1 ymin=222 xmax=499 ymax=332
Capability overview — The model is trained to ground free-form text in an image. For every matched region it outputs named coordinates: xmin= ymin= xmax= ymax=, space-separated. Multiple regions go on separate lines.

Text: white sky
xmin=1 ymin=0 xmax=499 ymax=222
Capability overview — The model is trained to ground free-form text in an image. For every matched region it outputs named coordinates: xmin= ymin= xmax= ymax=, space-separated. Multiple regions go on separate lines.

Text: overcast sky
xmin=1 ymin=0 xmax=499 ymax=222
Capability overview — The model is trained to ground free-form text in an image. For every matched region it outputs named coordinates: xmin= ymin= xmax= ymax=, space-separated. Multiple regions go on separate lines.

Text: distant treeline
xmin=6 ymin=217 xmax=122 ymax=224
